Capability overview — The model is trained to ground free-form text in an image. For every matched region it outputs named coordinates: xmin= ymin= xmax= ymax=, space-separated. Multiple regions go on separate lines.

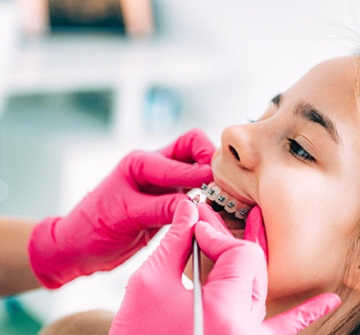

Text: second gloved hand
xmin=28 ymin=129 xmax=214 ymax=288
xmin=109 ymin=202 xmax=341 ymax=335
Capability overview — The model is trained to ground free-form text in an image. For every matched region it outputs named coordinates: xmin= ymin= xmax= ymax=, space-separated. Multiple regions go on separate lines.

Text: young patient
xmin=190 ymin=55 xmax=360 ymax=334
xmin=40 ymin=55 xmax=360 ymax=334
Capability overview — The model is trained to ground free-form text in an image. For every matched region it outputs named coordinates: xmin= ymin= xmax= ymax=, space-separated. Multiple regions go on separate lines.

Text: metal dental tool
xmin=192 ymin=194 xmax=204 ymax=335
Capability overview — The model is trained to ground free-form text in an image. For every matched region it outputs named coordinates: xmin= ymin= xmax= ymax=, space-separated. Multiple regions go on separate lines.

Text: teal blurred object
xmin=0 ymin=297 xmax=42 ymax=335
xmin=143 ymin=87 xmax=182 ymax=133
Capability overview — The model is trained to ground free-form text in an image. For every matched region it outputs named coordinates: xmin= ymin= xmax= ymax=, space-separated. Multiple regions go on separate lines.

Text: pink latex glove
xmin=109 ymin=201 xmax=341 ymax=335
xmin=28 ymin=129 xmax=215 ymax=288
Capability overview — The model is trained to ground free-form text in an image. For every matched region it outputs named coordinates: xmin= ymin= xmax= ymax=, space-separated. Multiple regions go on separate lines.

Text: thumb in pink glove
xmin=28 ymin=129 xmax=215 ymax=288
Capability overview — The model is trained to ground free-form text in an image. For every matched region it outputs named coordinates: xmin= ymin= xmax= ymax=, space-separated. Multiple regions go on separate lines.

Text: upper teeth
xmin=201 ymin=183 xmax=251 ymax=220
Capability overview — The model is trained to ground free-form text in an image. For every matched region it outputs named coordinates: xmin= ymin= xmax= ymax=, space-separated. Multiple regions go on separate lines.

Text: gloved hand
xmin=28 ymin=129 xmax=215 ymax=288
xmin=109 ymin=201 xmax=341 ymax=335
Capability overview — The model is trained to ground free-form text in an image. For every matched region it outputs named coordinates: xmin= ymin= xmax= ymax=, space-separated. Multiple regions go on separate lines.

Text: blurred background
xmin=1 ymin=0 xmax=360 ymax=333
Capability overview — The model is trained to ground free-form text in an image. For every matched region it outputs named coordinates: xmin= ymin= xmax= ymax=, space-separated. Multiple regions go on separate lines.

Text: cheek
xmin=261 ymin=177 xmax=314 ymax=267
xmin=259 ymin=170 xmax=352 ymax=297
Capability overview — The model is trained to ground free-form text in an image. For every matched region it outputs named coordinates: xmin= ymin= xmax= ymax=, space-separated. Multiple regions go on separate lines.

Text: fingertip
xmin=194 ymin=220 xmax=235 ymax=262
xmin=195 ymin=220 xmax=213 ymax=233
xmin=195 ymin=219 xmax=221 ymax=236
xmin=331 ymin=293 xmax=342 ymax=309
xmin=175 ymin=164 xmax=213 ymax=188
xmin=150 ymin=193 xmax=188 ymax=224
xmin=267 ymin=292 xmax=342 ymax=334
xmin=177 ymin=198 xmax=197 ymax=211
xmin=188 ymin=128 xmax=216 ymax=164
xmin=197 ymin=203 xmax=232 ymax=237
xmin=193 ymin=164 xmax=214 ymax=182
xmin=197 ymin=202 xmax=217 ymax=215
xmin=308 ymin=293 xmax=342 ymax=314
xmin=159 ymin=128 xmax=215 ymax=164
xmin=194 ymin=220 xmax=217 ymax=242
xmin=172 ymin=198 xmax=199 ymax=227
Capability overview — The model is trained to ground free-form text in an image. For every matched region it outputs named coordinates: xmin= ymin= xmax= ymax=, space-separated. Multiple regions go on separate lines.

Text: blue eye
xmin=247 ymin=118 xmax=258 ymax=123
xmin=287 ymin=138 xmax=315 ymax=162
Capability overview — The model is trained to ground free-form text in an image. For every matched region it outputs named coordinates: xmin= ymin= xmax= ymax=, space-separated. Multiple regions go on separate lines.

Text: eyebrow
xmin=271 ymin=94 xmax=341 ymax=144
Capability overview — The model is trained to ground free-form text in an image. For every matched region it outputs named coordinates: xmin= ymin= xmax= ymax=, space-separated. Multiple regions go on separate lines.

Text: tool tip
xmin=192 ymin=194 xmax=201 ymax=206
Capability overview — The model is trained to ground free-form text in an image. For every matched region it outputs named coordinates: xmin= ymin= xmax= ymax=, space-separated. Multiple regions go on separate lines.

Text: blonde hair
xmin=319 ymin=223 xmax=360 ymax=334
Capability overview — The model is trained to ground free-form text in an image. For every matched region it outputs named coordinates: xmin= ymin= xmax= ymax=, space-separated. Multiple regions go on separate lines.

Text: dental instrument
xmin=192 ymin=194 xmax=204 ymax=335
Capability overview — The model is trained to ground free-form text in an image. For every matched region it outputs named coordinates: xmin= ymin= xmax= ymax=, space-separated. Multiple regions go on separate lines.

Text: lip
xmin=212 ymin=175 xmax=255 ymax=206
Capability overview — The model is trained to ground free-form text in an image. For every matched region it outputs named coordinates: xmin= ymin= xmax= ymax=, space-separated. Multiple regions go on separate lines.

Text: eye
xmin=287 ymin=138 xmax=315 ymax=162
xmin=247 ymin=118 xmax=258 ymax=123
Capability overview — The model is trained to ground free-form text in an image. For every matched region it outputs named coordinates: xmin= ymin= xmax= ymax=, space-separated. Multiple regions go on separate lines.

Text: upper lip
xmin=212 ymin=175 xmax=256 ymax=206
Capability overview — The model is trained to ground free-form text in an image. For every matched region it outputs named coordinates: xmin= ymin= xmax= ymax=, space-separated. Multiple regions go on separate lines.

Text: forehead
xmin=285 ymin=56 xmax=360 ymax=122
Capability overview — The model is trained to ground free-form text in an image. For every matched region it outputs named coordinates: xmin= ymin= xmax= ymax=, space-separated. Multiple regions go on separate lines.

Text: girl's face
xmin=210 ymin=56 xmax=360 ymax=311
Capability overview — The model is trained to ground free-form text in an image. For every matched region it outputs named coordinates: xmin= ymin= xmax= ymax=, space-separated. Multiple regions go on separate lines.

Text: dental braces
xmin=201 ymin=183 xmax=249 ymax=220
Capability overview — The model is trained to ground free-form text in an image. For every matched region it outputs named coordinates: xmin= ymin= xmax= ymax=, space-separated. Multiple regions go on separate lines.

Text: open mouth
xmin=201 ymin=182 xmax=253 ymax=239
xmin=201 ymin=182 xmax=268 ymax=258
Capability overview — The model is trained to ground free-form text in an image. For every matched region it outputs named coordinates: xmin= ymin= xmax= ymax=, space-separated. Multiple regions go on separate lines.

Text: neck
xmin=265 ymin=288 xmax=324 ymax=318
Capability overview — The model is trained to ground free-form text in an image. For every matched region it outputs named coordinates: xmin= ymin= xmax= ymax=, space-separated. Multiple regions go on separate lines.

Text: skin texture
xmin=193 ymin=56 xmax=360 ymax=334
xmin=0 ymin=217 xmax=41 ymax=295
xmin=38 ymin=310 xmax=115 ymax=335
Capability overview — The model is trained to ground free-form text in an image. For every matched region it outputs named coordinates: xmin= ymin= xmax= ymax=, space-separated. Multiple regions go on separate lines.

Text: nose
xmin=221 ymin=123 xmax=260 ymax=171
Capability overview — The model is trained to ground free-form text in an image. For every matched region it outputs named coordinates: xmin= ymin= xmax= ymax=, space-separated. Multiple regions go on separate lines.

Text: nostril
xmin=229 ymin=145 xmax=240 ymax=161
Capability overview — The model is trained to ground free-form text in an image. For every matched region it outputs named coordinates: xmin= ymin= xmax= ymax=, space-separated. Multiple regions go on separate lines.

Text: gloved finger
xmin=197 ymin=203 xmax=266 ymax=316
xmin=195 ymin=221 xmax=268 ymax=313
xmin=243 ymin=206 xmax=268 ymax=260
xmin=136 ymin=192 xmax=190 ymax=228
xmin=139 ymin=200 xmax=229 ymax=237
xmin=143 ymin=200 xmax=199 ymax=277
xmin=128 ymin=151 xmax=213 ymax=189
xmin=262 ymin=293 xmax=341 ymax=335
xmin=112 ymin=203 xmax=197 ymax=335
xmin=159 ymin=128 xmax=216 ymax=164
xmin=197 ymin=202 xmax=233 ymax=237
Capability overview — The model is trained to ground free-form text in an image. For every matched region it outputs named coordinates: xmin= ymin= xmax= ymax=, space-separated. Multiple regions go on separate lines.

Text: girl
xmin=110 ymin=55 xmax=360 ymax=334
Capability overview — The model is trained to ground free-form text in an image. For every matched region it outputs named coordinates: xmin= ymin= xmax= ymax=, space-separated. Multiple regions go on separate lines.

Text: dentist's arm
xmin=0 ymin=217 xmax=40 ymax=295
xmin=28 ymin=129 xmax=215 ymax=290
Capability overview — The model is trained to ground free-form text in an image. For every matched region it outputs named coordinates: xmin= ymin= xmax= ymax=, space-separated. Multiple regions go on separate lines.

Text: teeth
xmin=207 ymin=186 xmax=220 ymax=201
xmin=235 ymin=208 xmax=249 ymax=219
xmin=203 ymin=183 xmax=251 ymax=221
xmin=201 ymin=183 xmax=209 ymax=194
xmin=225 ymin=200 xmax=237 ymax=213
xmin=216 ymin=194 xmax=227 ymax=205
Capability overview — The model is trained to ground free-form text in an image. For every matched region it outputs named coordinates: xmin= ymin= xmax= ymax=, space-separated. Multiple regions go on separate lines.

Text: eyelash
xmin=247 ymin=120 xmax=316 ymax=163
xmin=247 ymin=118 xmax=258 ymax=123
xmin=287 ymin=138 xmax=315 ymax=162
